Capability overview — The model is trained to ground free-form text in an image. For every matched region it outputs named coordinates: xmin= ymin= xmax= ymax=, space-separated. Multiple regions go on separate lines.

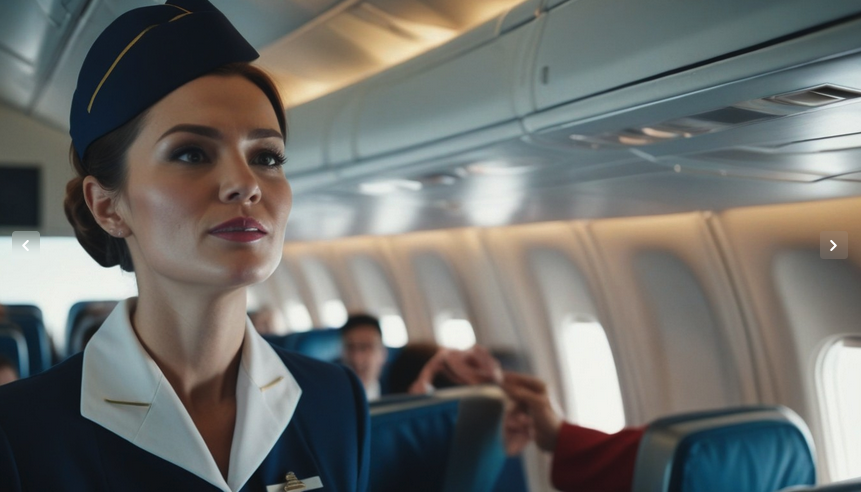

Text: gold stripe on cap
xmin=260 ymin=376 xmax=284 ymax=392
xmin=165 ymin=4 xmax=192 ymax=14
xmin=104 ymin=398 xmax=151 ymax=407
xmin=88 ymin=24 xmax=158 ymax=113
xmin=169 ymin=12 xmax=192 ymax=22
xmin=87 ymin=4 xmax=195 ymax=113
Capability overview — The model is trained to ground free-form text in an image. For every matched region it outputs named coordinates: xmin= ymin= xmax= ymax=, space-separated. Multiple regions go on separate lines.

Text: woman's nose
xmin=218 ymin=151 xmax=261 ymax=204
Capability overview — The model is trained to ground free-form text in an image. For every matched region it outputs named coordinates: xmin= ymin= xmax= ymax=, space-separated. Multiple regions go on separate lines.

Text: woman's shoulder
xmin=269 ymin=345 xmax=353 ymax=383
xmin=268 ymin=345 xmax=366 ymax=406
xmin=0 ymin=354 xmax=84 ymax=423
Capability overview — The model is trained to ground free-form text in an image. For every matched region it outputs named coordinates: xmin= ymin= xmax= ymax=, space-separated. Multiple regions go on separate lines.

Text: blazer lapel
xmin=81 ymin=298 xmax=302 ymax=492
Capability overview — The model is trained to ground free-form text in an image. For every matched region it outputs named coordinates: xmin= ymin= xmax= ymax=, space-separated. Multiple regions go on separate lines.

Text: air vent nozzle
xmin=767 ymin=84 xmax=861 ymax=107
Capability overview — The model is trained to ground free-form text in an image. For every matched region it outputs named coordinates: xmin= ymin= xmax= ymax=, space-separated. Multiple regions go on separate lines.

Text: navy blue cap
xmin=70 ymin=0 xmax=259 ymax=163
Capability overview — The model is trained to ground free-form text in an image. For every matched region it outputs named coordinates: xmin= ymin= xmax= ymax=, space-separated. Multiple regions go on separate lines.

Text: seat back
xmin=266 ymin=329 xmax=343 ymax=362
xmin=6 ymin=306 xmax=51 ymax=374
xmin=66 ymin=301 xmax=117 ymax=356
xmin=632 ymin=406 xmax=816 ymax=492
xmin=0 ymin=325 xmax=29 ymax=379
xmin=369 ymin=385 xmax=507 ymax=492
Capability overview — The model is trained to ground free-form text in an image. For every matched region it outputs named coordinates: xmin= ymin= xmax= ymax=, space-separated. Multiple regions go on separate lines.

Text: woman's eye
xmin=253 ymin=151 xmax=286 ymax=167
xmin=172 ymin=148 xmax=208 ymax=164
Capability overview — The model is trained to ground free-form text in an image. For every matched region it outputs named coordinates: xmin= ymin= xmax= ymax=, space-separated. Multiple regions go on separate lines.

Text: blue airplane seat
xmin=65 ymin=301 xmax=117 ymax=357
xmin=5 ymin=308 xmax=52 ymax=375
xmin=491 ymin=456 xmax=529 ymax=492
xmin=284 ymin=329 xmax=342 ymax=362
xmin=7 ymin=304 xmax=43 ymax=322
xmin=0 ymin=325 xmax=30 ymax=379
xmin=369 ymin=385 xmax=507 ymax=492
xmin=632 ymin=406 xmax=816 ymax=492
xmin=379 ymin=345 xmax=402 ymax=395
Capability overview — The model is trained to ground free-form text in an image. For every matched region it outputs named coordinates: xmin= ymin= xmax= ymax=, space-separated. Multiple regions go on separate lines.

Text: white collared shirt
xmin=365 ymin=380 xmax=381 ymax=402
xmin=80 ymin=298 xmax=302 ymax=492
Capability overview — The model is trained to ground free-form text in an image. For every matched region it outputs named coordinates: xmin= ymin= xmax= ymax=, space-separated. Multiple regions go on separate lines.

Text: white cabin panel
xmin=586 ymin=212 xmax=756 ymax=420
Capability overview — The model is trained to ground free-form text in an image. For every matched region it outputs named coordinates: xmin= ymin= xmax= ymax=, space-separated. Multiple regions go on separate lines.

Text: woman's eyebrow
xmin=159 ymin=124 xmax=222 ymax=141
xmin=248 ymin=128 xmax=283 ymax=141
xmin=157 ymin=125 xmax=282 ymax=142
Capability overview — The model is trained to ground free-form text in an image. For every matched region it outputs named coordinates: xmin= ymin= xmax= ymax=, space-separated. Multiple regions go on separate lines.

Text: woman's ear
xmin=83 ymin=175 xmax=127 ymax=236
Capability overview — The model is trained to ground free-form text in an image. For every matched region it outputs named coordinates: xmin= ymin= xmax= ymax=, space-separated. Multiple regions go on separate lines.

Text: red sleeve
xmin=550 ymin=422 xmax=645 ymax=492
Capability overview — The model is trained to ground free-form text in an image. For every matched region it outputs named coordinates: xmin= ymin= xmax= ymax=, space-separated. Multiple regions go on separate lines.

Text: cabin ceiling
xmin=0 ymin=0 xmax=524 ymax=127
xmin=2 ymin=1 xmax=861 ymax=242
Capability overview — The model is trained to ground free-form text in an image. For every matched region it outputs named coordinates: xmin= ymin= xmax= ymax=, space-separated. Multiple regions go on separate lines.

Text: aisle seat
xmin=6 ymin=306 xmax=52 ymax=374
xmin=0 ymin=326 xmax=29 ymax=379
xmin=632 ymin=406 xmax=816 ymax=492
xmin=369 ymin=385 xmax=507 ymax=492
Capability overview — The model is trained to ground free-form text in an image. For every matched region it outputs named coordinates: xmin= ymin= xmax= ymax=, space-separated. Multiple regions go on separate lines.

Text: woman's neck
xmin=130 ymin=282 xmax=246 ymax=409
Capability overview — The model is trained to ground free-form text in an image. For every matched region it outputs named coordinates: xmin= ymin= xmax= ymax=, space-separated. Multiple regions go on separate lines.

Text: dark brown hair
xmin=64 ymin=63 xmax=287 ymax=272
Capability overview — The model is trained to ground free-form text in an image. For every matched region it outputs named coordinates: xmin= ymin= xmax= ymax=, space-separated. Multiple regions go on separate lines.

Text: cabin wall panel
xmin=586 ymin=212 xmax=757 ymax=421
xmin=0 ymin=104 xmax=73 ymax=236
xmin=282 ymin=242 xmax=358 ymax=328
xmin=713 ymin=196 xmax=861 ymax=481
xmin=384 ymin=229 xmax=521 ymax=350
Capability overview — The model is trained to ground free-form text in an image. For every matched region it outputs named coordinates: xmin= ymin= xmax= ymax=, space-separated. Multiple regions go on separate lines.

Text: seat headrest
xmin=632 ymin=406 xmax=816 ymax=492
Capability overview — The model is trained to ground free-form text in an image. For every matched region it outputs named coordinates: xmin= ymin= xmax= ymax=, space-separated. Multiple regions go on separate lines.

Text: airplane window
xmin=321 ymin=299 xmax=348 ymax=329
xmin=298 ymin=258 xmax=348 ymax=328
xmin=0 ymin=237 xmax=137 ymax=346
xmin=559 ymin=316 xmax=625 ymax=434
xmin=379 ymin=314 xmax=409 ymax=348
xmin=412 ymin=253 xmax=477 ymax=349
xmin=435 ymin=315 xmax=477 ymax=350
xmin=527 ymin=247 xmax=626 ymax=432
xmin=284 ymin=300 xmax=313 ymax=333
xmin=349 ymin=255 xmax=408 ymax=347
xmin=819 ymin=337 xmax=861 ymax=482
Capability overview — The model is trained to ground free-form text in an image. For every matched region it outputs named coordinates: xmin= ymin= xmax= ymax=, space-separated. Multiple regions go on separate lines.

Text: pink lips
xmin=209 ymin=217 xmax=268 ymax=243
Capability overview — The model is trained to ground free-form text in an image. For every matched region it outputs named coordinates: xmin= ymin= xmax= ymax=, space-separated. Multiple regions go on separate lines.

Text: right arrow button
xmin=821 ymin=231 xmax=848 ymax=260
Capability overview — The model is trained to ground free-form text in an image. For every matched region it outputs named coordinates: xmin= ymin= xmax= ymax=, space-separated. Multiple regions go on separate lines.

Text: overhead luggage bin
xmin=532 ymin=0 xmax=861 ymax=111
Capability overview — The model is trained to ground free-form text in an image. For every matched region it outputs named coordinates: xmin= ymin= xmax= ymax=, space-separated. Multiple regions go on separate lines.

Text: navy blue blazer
xmin=0 ymin=347 xmax=370 ymax=492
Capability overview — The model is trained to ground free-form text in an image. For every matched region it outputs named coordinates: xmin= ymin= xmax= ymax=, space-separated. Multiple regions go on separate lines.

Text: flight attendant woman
xmin=0 ymin=1 xmax=369 ymax=491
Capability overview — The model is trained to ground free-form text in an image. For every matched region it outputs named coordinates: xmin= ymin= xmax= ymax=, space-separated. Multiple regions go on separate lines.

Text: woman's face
xmin=119 ymin=74 xmax=291 ymax=289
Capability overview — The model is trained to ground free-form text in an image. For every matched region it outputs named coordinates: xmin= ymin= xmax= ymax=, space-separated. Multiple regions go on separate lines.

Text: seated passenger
xmin=341 ymin=314 xmax=388 ymax=400
xmin=502 ymin=372 xmax=644 ymax=492
xmin=0 ymin=356 xmax=18 ymax=386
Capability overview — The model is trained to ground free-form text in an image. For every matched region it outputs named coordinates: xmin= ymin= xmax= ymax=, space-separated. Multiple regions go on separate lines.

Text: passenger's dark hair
xmin=341 ymin=314 xmax=383 ymax=338
xmin=64 ymin=63 xmax=286 ymax=272
xmin=386 ymin=343 xmax=458 ymax=394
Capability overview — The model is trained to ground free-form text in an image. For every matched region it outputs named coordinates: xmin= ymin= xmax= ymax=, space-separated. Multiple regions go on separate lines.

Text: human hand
xmin=407 ymin=345 xmax=503 ymax=394
xmin=503 ymin=402 xmax=533 ymax=456
xmin=501 ymin=371 xmax=563 ymax=452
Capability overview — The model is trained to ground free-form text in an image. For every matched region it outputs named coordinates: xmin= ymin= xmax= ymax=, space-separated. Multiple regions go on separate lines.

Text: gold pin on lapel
xmin=284 ymin=472 xmax=306 ymax=491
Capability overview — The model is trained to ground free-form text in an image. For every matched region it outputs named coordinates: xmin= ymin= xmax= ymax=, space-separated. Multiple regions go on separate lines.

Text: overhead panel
xmin=0 ymin=0 xmax=88 ymax=111
xmin=532 ymin=0 xmax=861 ymax=111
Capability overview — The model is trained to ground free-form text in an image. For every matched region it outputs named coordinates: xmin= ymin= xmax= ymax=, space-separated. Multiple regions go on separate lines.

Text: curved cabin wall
xmin=280 ymin=196 xmax=861 ymax=488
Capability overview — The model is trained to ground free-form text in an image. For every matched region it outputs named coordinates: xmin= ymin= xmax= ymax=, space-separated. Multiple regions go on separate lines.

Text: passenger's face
xmin=120 ymin=75 xmax=290 ymax=289
xmin=342 ymin=326 xmax=387 ymax=384
xmin=0 ymin=367 xmax=17 ymax=386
